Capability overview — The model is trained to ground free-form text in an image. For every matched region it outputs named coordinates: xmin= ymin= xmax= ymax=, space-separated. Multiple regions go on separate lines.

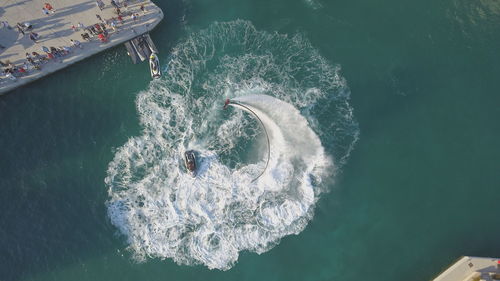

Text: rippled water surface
xmin=1 ymin=0 xmax=499 ymax=280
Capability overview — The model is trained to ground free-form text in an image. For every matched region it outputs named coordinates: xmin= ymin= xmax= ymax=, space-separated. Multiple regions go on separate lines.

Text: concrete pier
xmin=433 ymin=256 xmax=500 ymax=281
xmin=0 ymin=0 xmax=163 ymax=95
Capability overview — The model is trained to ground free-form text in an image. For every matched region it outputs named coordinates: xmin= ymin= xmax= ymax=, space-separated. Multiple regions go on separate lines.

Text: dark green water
xmin=1 ymin=0 xmax=500 ymax=280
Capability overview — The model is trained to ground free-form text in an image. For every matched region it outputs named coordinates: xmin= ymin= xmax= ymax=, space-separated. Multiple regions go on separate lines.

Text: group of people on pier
xmin=78 ymin=0 xmax=147 ymax=43
xmin=79 ymin=21 xmax=111 ymax=43
xmin=1 ymin=45 xmax=74 ymax=81
xmin=1 ymin=0 xmax=148 ymax=84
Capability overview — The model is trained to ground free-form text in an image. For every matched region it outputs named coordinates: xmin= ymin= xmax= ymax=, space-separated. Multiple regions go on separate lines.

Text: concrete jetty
xmin=433 ymin=256 xmax=500 ymax=281
xmin=0 ymin=0 xmax=163 ymax=95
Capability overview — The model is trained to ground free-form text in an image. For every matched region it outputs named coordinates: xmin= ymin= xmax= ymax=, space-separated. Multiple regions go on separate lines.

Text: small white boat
xmin=149 ymin=53 xmax=161 ymax=79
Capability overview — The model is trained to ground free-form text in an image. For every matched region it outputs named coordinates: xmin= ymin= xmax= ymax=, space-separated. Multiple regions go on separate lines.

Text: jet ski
xmin=149 ymin=53 xmax=161 ymax=79
xmin=184 ymin=150 xmax=197 ymax=176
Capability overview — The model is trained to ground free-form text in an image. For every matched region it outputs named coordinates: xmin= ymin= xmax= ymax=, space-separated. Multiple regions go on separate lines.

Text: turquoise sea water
xmin=1 ymin=0 xmax=500 ymax=280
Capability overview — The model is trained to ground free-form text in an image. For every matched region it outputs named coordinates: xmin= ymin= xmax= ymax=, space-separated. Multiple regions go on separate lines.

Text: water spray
xmin=224 ymin=98 xmax=271 ymax=182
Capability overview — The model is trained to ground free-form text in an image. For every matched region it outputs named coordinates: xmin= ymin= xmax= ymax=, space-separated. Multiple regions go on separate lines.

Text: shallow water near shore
xmin=1 ymin=0 xmax=500 ymax=280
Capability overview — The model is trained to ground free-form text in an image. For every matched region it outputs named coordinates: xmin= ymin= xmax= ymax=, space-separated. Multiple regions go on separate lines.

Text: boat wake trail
xmin=105 ymin=20 xmax=359 ymax=270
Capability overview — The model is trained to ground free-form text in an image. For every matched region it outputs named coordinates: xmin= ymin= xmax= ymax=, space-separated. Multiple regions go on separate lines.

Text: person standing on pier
xmin=96 ymin=14 xmax=103 ymax=22
xmin=44 ymin=3 xmax=55 ymax=13
xmin=110 ymin=18 xmax=118 ymax=32
xmin=70 ymin=39 xmax=83 ymax=49
xmin=96 ymin=0 xmax=105 ymax=10
xmin=98 ymin=33 xmax=107 ymax=42
xmin=44 ymin=3 xmax=56 ymax=13
xmin=29 ymin=32 xmax=40 ymax=43
xmin=81 ymin=33 xmax=91 ymax=41
xmin=2 ymin=21 xmax=12 ymax=29
xmin=110 ymin=0 xmax=119 ymax=9
xmin=16 ymin=23 xmax=25 ymax=36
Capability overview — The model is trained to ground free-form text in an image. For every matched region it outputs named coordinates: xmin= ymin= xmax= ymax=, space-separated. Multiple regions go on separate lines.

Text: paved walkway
xmin=433 ymin=256 xmax=500 ymax=281
xmin=0 ymin=0 xmax=163 ymax=94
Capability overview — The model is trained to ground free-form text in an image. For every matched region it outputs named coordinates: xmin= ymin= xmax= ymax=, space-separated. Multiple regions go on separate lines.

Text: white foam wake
xmin=106 ymin=94 xmax=330 ymax=269
xmin=105 ymin=20 xmax=358 ymax=270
